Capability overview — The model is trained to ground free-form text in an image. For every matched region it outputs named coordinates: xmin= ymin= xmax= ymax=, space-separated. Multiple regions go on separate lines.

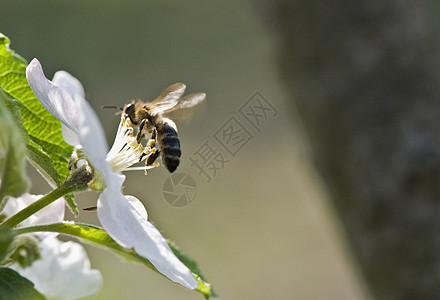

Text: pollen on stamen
xmin=106 ymin=114 xmax=157 ymax=173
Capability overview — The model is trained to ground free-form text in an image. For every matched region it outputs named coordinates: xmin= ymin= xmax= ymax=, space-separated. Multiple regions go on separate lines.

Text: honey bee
xmin=123 ymin=83 xmax=206 ymax=173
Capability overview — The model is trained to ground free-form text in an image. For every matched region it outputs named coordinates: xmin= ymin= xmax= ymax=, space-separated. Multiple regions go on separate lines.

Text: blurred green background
xmin=2 ymin=1 xmax=369 ymax=299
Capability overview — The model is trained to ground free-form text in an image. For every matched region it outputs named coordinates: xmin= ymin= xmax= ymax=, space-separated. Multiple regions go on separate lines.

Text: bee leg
xmin=138 ymin=148 xmax=151 ymax=162
xmin=143 ymin=150 xmax=160 ymax=175
xmin=136 ymin=119 xmax=147 ymax=143
xmin=151 ymin=127 xmax=157 ymax=140
xmin=147 ymin=128 xmax=157 ymax=148
xmin=146 ymin=149 xmax=160 ymax=166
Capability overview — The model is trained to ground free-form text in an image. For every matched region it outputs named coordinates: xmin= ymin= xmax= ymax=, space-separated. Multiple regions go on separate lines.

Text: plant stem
xmin=1 ymin=185 xmax=75 ymax=228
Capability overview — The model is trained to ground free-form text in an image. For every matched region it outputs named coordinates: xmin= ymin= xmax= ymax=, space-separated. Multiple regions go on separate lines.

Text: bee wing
xmin=163 ymin=92 xmax=206 ymax=121
xmin=147 ymin=83 xmax=187 ymax=113
xmin=165 ymin=92 xmax=206 ymax=112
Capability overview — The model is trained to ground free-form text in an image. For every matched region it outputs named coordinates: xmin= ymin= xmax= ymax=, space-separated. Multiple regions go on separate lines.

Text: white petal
xmin=2 ymin=194 xmax=28 ymax=217
xmin=125 ymin=195 xmax=148 ymax=220
xmin=104 ymin=171 xmax=126 ymax=190
xmin=61 ymin=123 xmax=80 ymax=146
xmin=12 ymin=237 xmax=102 ymax=300
xmin=26 ymin=59 xmax=79 ymax=137
xmin=52 ymin=71 xmax=85 ymax=99
xmin=96 ymin=187 xmax=197 ymax=289
xmin=74 ymin=95 xmax=111 ymax=173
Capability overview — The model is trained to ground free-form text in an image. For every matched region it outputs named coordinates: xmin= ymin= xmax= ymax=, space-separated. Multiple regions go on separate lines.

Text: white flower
xmin=2 ymin=193 xmax=65 ymax=229
xmin=15 ymin=237 xmax=102 ymax=300
xmin=4 ymin=193 xmax=102 ymax=300
xmin=26 ymin=58 xmax=198 ymax=289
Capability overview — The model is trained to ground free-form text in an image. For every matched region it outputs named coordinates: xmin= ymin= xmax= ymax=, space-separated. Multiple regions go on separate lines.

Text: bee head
xmin=124 ymin=101 xmax=137 ymax=124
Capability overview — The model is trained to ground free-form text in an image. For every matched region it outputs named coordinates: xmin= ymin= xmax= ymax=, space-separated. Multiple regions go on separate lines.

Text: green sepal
xmin=7 ymin=235 xmax=41 ymax=268
xmin=0 ymin=267 xmax=45 ymax=300
xmin=63 ymin=193 xmax=78 ymax=216
xmin=0 ymin=227 xmax=40 ymax=268
xmin=0 ymin=227 xmax=16 ymax=265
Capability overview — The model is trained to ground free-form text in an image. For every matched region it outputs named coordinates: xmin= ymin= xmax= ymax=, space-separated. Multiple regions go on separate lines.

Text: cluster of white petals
xmin=4 ymin=194 xmax=102 ymax=300
xmin=26 ymin=58 xmax=198 ymax=289
xmin=17 ymin=237 xmax=102 ymax=300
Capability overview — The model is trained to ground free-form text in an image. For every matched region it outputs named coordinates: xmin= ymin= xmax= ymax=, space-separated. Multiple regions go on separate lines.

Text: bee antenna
xmin=101 ymin=105 xmax=123 ymax=115
xmin=101 ymin=105 xmax=123 ymax=111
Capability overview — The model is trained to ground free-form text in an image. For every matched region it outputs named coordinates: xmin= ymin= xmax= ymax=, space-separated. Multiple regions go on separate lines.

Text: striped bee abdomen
xmin=156 ymin=122 xmax=181 ymax=173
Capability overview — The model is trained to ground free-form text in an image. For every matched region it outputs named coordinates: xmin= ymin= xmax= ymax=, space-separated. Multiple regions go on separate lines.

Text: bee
xmin=123 ymin=82 xmax=206 ymax=173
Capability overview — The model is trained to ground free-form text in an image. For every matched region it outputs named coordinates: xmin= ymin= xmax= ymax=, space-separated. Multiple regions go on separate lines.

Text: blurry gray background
xmin=1 ymin=1 xmax=368 ymax=299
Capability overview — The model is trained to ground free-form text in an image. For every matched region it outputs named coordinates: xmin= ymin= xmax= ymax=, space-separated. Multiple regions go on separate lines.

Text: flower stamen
xmin=106 ymin=114 xmax=157 ymax=173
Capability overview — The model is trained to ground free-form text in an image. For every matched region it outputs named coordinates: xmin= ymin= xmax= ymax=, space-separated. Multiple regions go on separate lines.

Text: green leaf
xmin=25 ymin=142 xmax=60 ymax=188
xmin=0 ymin=267 xmax=45 ymax=300
xmin=0 ymin=88 xmax=29 ymax=209
xmin=169 ymin=241 xmax=217 ymax=298
xmin=0 ymin=95 xmax=60 ymax=188
xmin=15 ymin=222 xmax=215 ymax=298
xmin=0 ymin=33 xmax=73 ymax=185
